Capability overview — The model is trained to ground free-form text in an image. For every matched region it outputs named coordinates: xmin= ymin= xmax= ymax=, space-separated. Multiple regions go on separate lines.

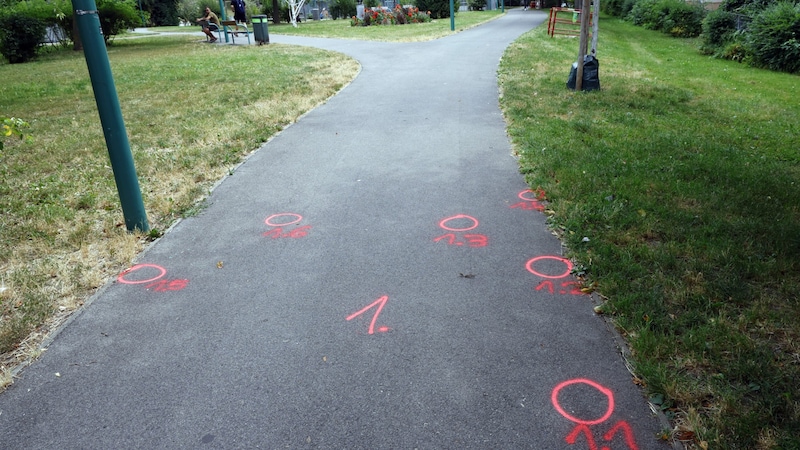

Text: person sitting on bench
xmin=196 ymin=7 xmax=220 ymax=42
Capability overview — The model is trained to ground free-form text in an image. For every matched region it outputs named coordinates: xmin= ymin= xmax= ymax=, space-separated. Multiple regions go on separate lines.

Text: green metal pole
xmin=501 ymin=0 xmax=504 ymax=12
xmin=450 ymin=0 xmax=454 ymax=30
xmin=72 ymin=0 xmax=149 ymax=233
xmin=219 ymin=0 xmax=230 ymax=43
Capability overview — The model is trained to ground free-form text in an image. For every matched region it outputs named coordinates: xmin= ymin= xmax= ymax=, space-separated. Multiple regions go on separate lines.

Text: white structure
xmin=286 ymin=0 xmax=307 ymax=26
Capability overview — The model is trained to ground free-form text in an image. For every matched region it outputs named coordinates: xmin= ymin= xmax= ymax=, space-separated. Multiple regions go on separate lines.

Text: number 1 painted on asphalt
xmin=346 ymin=296 xmax=390 ymax=334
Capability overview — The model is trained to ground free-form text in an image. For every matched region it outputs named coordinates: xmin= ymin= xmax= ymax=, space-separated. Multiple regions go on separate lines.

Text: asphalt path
xmin=0 ymin=10 xmax=672 ymax=449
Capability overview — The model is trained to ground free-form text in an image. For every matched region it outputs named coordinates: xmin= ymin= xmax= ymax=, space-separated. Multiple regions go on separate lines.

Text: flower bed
xmin=351 ymin=5 xmax=431 ymax=26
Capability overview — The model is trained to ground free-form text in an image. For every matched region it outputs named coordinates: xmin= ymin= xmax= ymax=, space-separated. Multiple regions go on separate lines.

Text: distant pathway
xmin=0 ymin=10 xmax=670 ymax=449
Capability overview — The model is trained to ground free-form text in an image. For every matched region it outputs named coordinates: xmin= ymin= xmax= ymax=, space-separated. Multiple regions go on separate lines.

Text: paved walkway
xmin=0 ymin=10 xmax=671 ymax=449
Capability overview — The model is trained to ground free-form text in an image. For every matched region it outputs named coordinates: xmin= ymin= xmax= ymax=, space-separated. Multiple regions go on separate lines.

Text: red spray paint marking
xmin=433 ymin=233 xmax=488 ymax=248
xmin=438 ymin=214 xmax=479 ymax=232
xmin=118 ymin=264 xmax=167 ymax=284
xmin=145 ymin=279 xmax=189 ymax=292
xmin=566 ymin=424 xmax=599 ymax=450
xmin=346 ymin=296 xmax=390 ymax=335
xmin=434 ymin=215 xmax=488 ymax=247
xmin=263 ymin=225 xmax=311 ymax=239
xmin=510 ymin=201 xmax=545 ymax=211
xmin=603 ymin=421 xmax=639 ymax=450
xmin=118 ymin=264 xmax=188 ymax=292
xmin=535 ymin=280 xmax=584 ymax=295
xmin=526 ymin=256 xmax=573 ymax=279
xmin=264 ymin=213 xmax=303 ymax=227
xmin=552 ymin=379 xmax=640 ymax=450
xmin=552 ymin=378 xmax=615 ymax=425
xmin=527 ymin=257 xmax=587 ymax=296
xmin=519 ymin=188 xmax=546 ymax=202
xmin=510 ymin=189 xmax=546 ymax=211
xmin=263 ymin=213 xmax=311 ymax=239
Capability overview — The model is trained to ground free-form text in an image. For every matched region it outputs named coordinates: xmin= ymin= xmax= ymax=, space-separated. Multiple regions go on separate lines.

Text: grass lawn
xmin=498 ymin=15 xmax=800 ymax=449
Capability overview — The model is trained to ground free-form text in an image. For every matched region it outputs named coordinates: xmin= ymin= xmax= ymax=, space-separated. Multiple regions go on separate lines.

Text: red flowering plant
xmin=350 ymin=5 xmax=430 ymax=26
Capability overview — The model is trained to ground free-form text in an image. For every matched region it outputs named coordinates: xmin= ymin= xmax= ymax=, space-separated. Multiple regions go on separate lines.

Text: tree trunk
xmin=272 ymin=0 xmax=281 ymax=24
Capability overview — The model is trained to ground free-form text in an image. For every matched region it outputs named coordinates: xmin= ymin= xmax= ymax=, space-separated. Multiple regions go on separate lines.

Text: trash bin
xmin=312 ymin=8 xmax=320 ymax=20
xmin=566 ymin=54 xmax=600 ymax=91
xmin=252 ymin=14 xmax=269 ymax=44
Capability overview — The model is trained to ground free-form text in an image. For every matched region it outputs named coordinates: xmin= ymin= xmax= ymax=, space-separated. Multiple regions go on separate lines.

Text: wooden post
xmin=591 ymin=0 xmax=600 ymax=55
xmin=575 ymin=0 xmax=591 ymax=91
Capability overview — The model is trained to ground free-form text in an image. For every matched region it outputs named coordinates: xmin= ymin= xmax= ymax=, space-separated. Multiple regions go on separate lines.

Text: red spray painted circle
xmin=265 ymin=213 xmax=303 ymax=227
xmin=518 ymin=190 xmax=538 ymax=201
xmin=118 ymin=264 xmax=167 ymax=285
xmin=439 ymin=214 xmax=479 ymax=232
xmin=551 ymin=378 xmax=615 ymax=425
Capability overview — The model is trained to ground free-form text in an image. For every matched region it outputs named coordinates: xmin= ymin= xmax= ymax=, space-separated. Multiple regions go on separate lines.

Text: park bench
xmin=220 ymin=20 xmax=252 ymax=44
xmin=203 ymin=20 xmax=252 ymax=44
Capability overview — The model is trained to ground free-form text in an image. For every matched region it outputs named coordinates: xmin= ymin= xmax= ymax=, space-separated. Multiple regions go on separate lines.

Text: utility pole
xmin=73 ymin=0 xmax=149 ymax=233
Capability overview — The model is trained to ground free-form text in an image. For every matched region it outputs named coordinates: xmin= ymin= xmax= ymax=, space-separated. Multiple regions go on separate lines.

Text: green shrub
xmin=745 ymin=0 xmax=800 ymax=73
xmin=330 ymin=0 xmax=356 ymax=19
xmin=603 ymin=0 xmax=637 ymax=17
xmin=414 ymin=0 xmax=453 ymax=19
xmin=722 ymin=40 xmax=747 ymax=61
xmin=141 ymin=0 xmax=179 ymax=26
xmin=245 ymin=2 xmax=260 ymax=21
xmin=2 ymin=0 xmax=73 ymax=46
xmin=700 ymin=8 xmax=737 ymax=54
xmin=97 ymin=0 xmax=143 ymax=44
xmin=627 ymin=0 xmax=704 ymax=37
xmin=469 ymin=0 xmax=486 ymax=11
xmin=627 ymin=0 xmax=660 ymax=28
xmin=661 ymin=0 xmax=704 ymax=37
xmin=721 ymin=0 xmax=773 ymax=15
xmin=0 ymin=12 xmax=46 ymax=63
xmin=620 ymin=0 xmax=638 ymax=17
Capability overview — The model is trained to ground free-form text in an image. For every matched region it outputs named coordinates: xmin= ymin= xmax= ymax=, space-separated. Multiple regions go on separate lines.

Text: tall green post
xmin=219 ymin=0 xmax=230 ymax=42
xmin=450 ymin=0 xmax=454 ymax=30
xmin=72 ymin=0 xmax=149 ymax=233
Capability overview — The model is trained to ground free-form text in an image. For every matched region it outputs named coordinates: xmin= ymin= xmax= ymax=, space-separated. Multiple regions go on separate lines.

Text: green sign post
xmin=450 ymin=0 xmax=454 ymax=30
xmin=73 ymin=0 xmax=149 ymax=233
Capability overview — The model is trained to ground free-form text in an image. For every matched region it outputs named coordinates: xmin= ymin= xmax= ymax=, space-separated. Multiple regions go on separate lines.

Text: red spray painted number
xmin=535 ymin=280 xmax=584 ymax=296
xmin=263 ymin=225 xmax=311 ymax=239
xmin=433 ymin=233 xmax=488 ymax=248
xmin=510 ymin=189 xmax=546 ymax=211
xmin=551 ymin=378 xmax=640 ymax=450
xmin=118 ymin=264 xmax=188 ymax=293
xmin=434 ymin=215 xmax=488 ymax=248
xmin=526 ymin=256 xmax=586 ymax=296
xmin=263 ymin=213 xmax=311 ymax=239
xmin=145 ymin=278 xmax=189 ymax=292
xmin=346 ymin=296 xmax=391 ymax=335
